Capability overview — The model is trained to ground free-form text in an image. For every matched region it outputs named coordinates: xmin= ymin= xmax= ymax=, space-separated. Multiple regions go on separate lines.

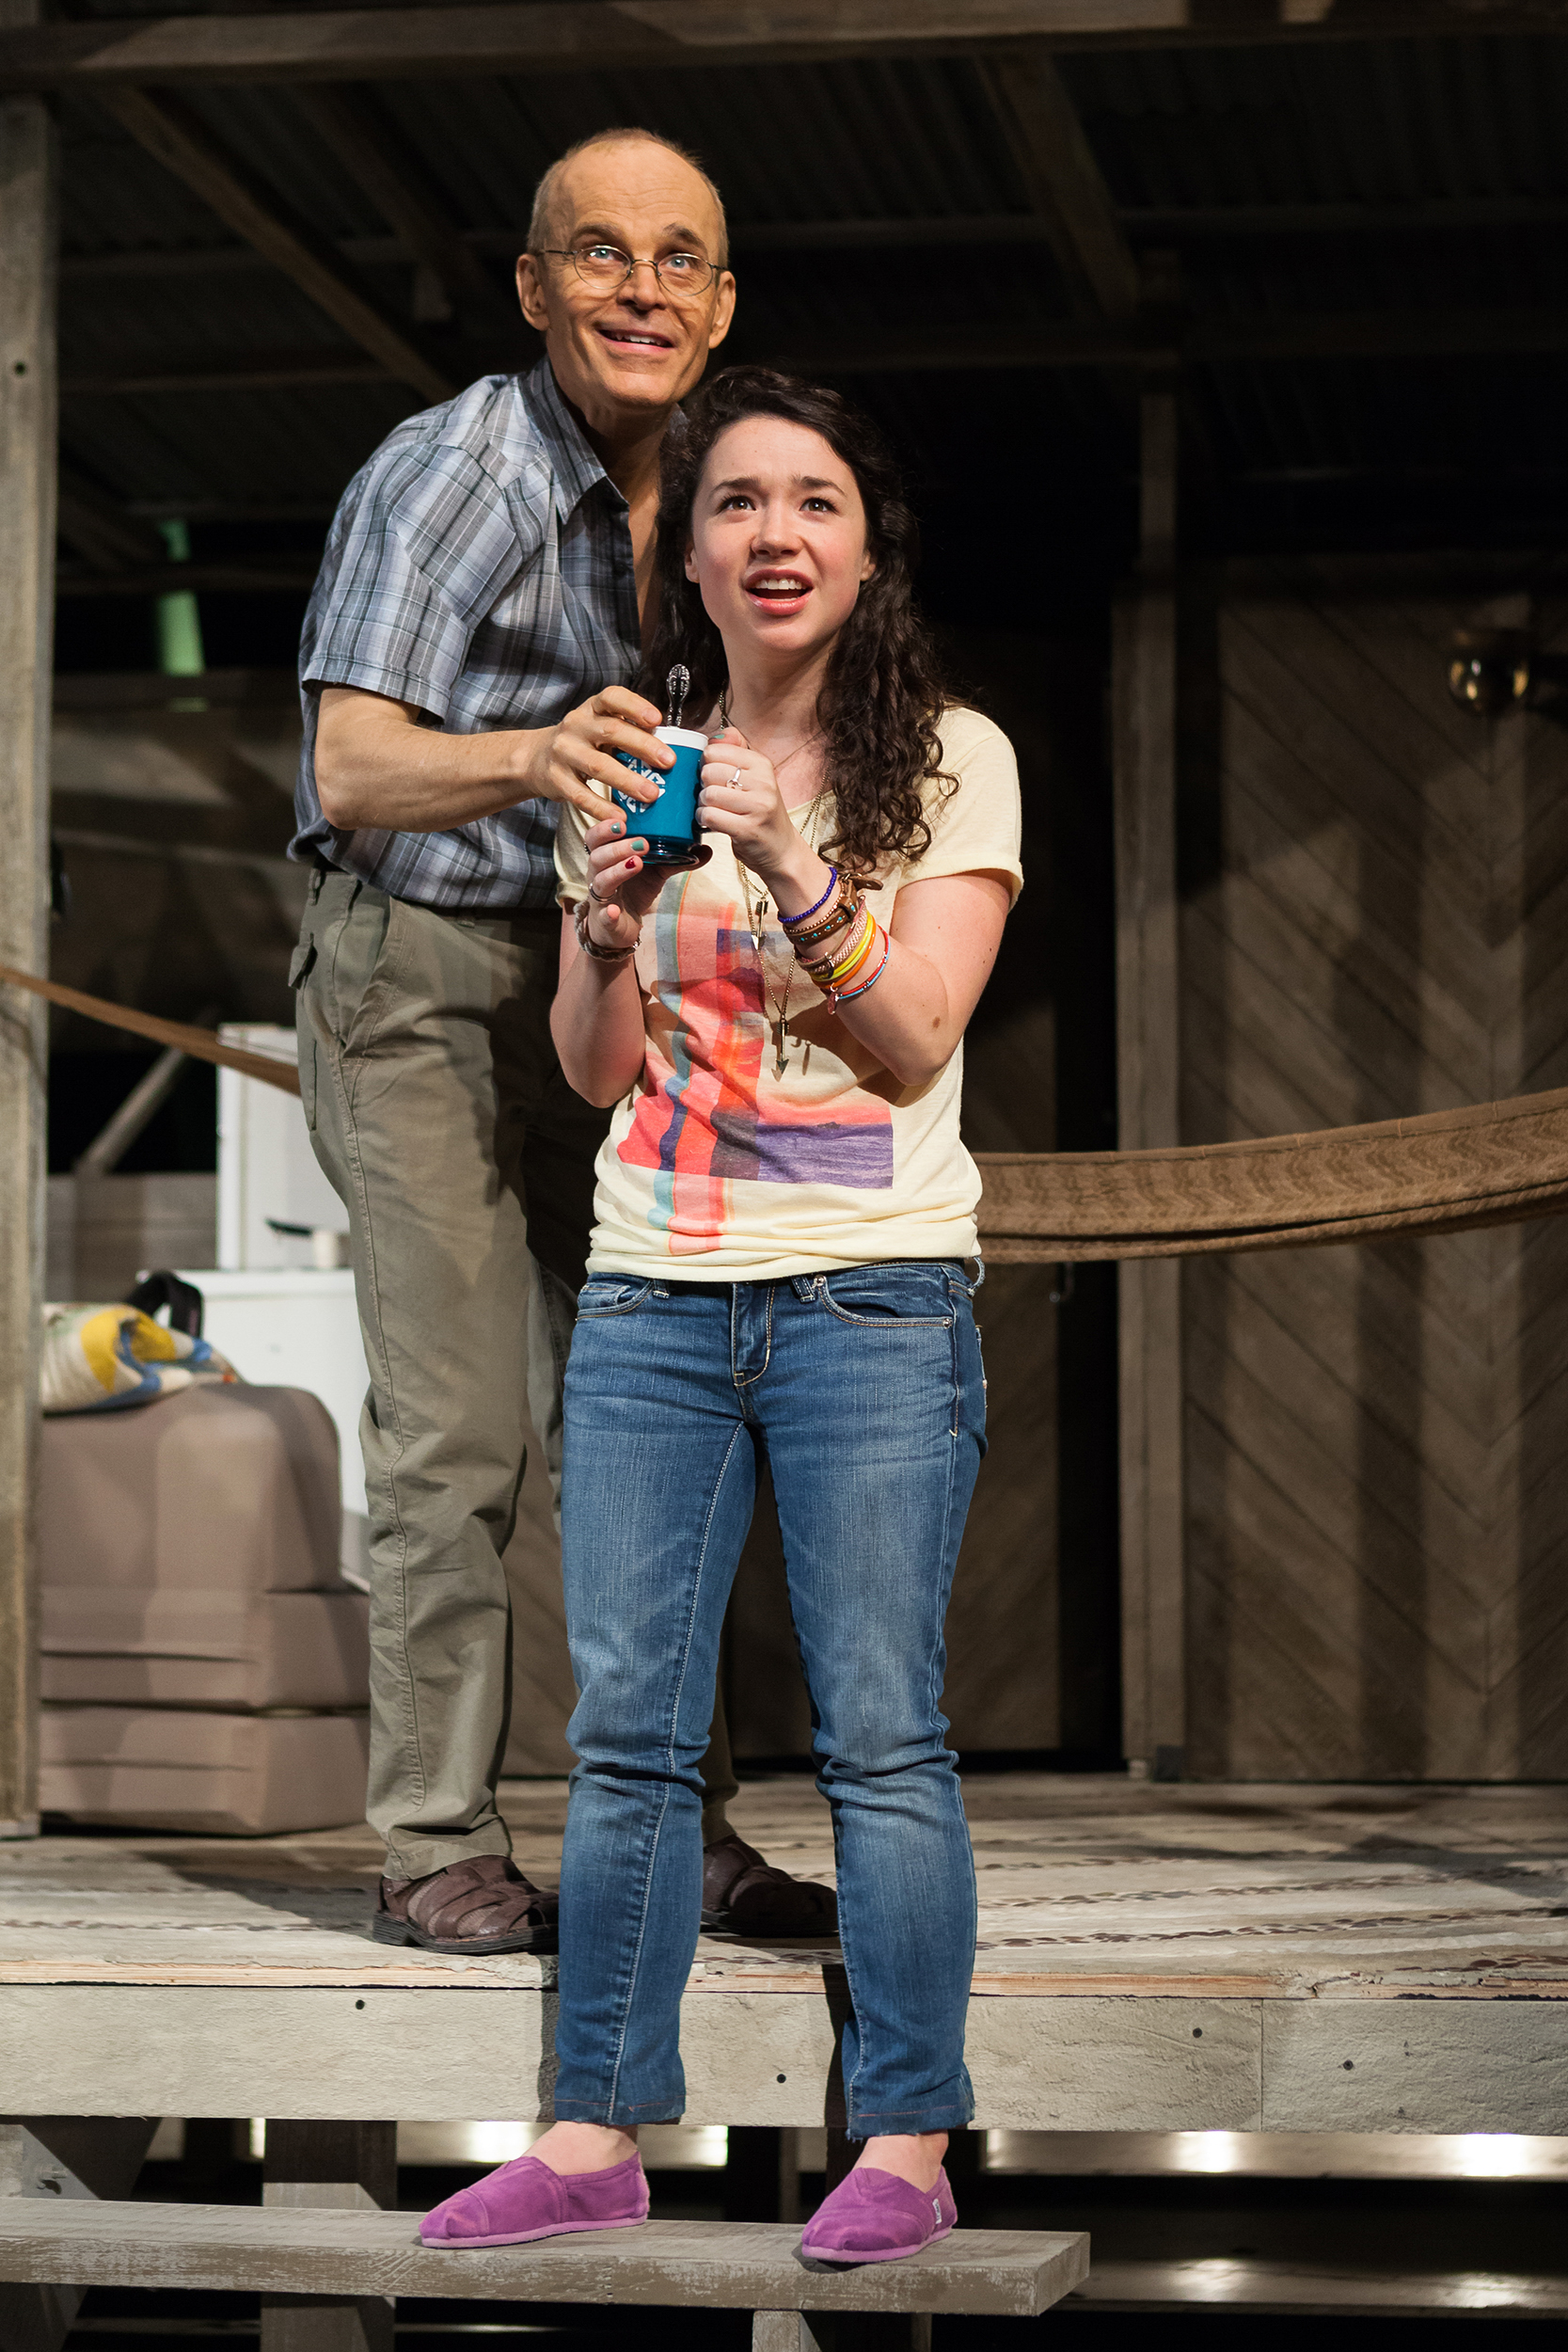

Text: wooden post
xmin=260 ymin=2123 xmax=396 ymax=2352
xmin=0 ymin=0 xmax=56 ymax=1843
xmin=0 ymin=2117 xmax=159 ymax=2352
xmin=1114 ymin=383 xmax=1185 ymax=1780
xmin=794 ymin=2320 xmax=933 ymax=2351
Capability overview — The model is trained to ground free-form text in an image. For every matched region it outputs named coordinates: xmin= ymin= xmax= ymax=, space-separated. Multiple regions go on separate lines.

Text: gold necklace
xmin=717 ymin=697 xmax=824 ymax=788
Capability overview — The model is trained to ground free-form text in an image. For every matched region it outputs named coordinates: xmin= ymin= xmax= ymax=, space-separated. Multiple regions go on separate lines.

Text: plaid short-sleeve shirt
xmin=291 ymin=358 xmax=641 ymax=912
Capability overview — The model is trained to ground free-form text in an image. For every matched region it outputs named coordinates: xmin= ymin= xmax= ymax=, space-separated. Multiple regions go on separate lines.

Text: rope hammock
xmin=8 ymin=962 xmax=1567 ymax=1262
xmin=975 ymin=1091 xmax=1568 ymax=1261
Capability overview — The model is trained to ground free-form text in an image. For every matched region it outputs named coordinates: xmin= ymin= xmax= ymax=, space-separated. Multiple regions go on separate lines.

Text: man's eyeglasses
xmin=536 ymin=243 xmax=721 ymax=299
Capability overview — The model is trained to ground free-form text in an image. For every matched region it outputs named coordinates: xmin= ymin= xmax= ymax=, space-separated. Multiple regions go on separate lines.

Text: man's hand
xmin=312 ymin=683 xmax=672 ymax=835
xmin=522 ymin=687 xmax=671 ymax=824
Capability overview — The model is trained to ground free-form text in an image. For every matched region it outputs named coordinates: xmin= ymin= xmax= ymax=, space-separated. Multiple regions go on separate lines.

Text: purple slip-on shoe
xmin=420 ymin=2152 xmax=649 ymax=2249
xmin=800 ymin=2163 xmax=956 ymax=2265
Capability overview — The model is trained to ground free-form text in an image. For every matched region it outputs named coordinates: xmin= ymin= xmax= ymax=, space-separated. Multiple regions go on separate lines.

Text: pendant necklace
xmin=740 ymin=865 xmax=799 ymax=1080
xmin=725 ymin=711 xmax=825 ymax=1080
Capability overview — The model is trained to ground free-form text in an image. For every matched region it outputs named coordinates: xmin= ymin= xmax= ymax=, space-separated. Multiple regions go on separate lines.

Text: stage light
xmin=1451 ymin=2133 xmax=1535 ymax=2178
xmin=1447 ymin=625 xmax=1532 ymax=716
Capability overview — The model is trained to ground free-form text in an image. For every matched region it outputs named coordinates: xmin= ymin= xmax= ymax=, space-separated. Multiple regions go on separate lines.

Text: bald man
xmin=290 ymin=128 xmax=834 ymax=1952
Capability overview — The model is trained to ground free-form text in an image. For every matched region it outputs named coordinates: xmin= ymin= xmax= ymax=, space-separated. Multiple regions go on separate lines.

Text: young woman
xmin=421 ymin=368 xmax=1021 ymax=2263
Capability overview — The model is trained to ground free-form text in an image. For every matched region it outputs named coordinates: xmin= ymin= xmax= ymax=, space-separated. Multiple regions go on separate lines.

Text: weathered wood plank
xmin=0 ymin=2117 xmax=160 ymax=2352
xmin=10 ymin=1786 xmax=1568 ymax=2132
xmin=0 ymin=2204 xmax=1088 ymax=2318
xmin=0 ymin=1987 xmax=1264 ymax=2131
xmin=260 ymin=2122 xmax=398 ymax=2352
xmin=1115 ymin=388 xmax=1183 ymax=1776
xmin=1182 ymin=572 xmax=1568 ymax=1781
xmin=1 ymin=1 xmax=1565 ymax=93
xmin=0 ymin=25 xmax=55 ymax=1842
xmin=1261 ymin=2001 xmax=1568 ymax=2135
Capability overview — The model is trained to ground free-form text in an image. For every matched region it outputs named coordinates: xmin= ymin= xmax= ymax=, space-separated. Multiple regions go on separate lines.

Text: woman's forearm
xmin=808 ymin=872 xmax=1012 ymax=1090
xmin=550 ymin=920 xmax=650 ymax=1107
xmin=827 ymin=938 xmax=959 ymax=1090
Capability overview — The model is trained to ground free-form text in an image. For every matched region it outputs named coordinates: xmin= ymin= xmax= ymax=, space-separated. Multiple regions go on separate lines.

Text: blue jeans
xmin=553 ymin=1262 xmax=986 ymax=2138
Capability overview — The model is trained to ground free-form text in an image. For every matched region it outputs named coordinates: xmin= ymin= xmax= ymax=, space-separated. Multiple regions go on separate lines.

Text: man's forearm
xmin=314 ymin=691 xmax=544 ymax=832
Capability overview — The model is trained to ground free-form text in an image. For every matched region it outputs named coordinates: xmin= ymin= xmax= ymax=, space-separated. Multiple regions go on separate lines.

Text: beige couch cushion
xmin=40 ymin=1385 xmax=341 ymax=1593
xmin=40 ymin=1588 xmax=370 ymax=1711
xmin=39 ymin=1708 xmax=370 ymax=1836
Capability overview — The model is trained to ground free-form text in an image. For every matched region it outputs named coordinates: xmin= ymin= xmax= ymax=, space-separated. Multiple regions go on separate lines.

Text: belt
xmin=310 ymin=859 xmax=559 ymax=934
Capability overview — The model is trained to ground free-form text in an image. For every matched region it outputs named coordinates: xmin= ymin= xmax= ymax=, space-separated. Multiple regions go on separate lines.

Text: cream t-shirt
xmin=554 ymin=704 xmax=1022 ymax=1280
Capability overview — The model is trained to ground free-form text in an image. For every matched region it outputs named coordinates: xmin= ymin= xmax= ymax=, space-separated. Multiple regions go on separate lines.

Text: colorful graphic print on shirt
xmin=617 ymin=876 xmax=893 ymax=1252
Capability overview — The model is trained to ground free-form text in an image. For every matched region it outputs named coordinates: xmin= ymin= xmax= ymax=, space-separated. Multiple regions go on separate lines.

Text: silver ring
xmin=730 ymin=766 xmax=743 ymax=786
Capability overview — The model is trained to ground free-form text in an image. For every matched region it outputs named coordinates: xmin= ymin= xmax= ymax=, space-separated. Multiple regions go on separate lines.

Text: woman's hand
xmin=697 ymin=727 xmax=806 ymax=886
xmin=578 ymin=816 xmax=691 ymax=956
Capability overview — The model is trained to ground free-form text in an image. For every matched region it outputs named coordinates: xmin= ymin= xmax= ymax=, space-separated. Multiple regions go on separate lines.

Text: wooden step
xmin=0 ymin=2198 xmax=1086 ymax=2316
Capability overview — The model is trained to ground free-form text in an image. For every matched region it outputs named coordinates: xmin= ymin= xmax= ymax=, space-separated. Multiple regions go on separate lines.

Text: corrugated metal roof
xmin=48 ymin=26 xmax=1568 ymax=627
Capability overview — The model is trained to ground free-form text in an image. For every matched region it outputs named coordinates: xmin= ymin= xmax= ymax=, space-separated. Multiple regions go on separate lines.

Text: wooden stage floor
xmin=5 ymin=1774 xmax=1568 ymax=2136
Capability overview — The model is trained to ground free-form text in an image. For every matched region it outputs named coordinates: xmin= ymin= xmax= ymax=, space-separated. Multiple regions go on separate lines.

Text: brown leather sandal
xmin=701 ymin=1833 xmax=839 ymax=1940
xmin=373 ymin=1852 xmax=559 ymax=1956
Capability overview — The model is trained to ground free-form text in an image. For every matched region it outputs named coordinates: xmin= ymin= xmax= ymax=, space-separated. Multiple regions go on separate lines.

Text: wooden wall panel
xmin=723 ymin=626 xmax=1066 ymax=1763
xmin=1182 ymin=578 xmax=1568 ymax=1780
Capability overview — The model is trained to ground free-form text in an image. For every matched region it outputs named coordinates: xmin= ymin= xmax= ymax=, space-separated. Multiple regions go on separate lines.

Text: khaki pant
xmin=293 ymin=868 xmax=736 ymax=1880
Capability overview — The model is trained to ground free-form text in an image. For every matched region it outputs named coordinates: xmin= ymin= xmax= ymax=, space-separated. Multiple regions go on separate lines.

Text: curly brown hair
xmin=642 ymin=367 xmax=955 ymax=880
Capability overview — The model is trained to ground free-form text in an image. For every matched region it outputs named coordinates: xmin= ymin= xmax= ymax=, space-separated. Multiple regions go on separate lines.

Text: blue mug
xmin=611 ymin=726 xmax=708 ymax=868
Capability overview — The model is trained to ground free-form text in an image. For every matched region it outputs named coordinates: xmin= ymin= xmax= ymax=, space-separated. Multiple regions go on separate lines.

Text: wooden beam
xmin=63 ymin=348 xmax=394 ymax=397
xmin=775 ymin=303 xmax=1568 ymax=372
xmin=261 ymin=2122 xmax=396 ymax=2352
xmin=1192 ymin=305 xmax=1568 ymax=362
xmin=3 ymin=1 xmax=1567 ymax=91
xmin=50 ymin=299 xmax=1568 ymax=416
xmin=102 ymin=88 xmax=456 ymax=404
xmin=0 ymin=8 xmax=55 ymax=1845
xmin=288 ymin=86 xmax=509 ymax=324
xmin=55 ymin=559 xmax=320 ymax=595
xmin=1113 ymin=387 xmax=1185 ymax=1782
xmin=0 ymin=2119 xmax=161 ymax=2352
xmin=52 ymin=666 xmax=297 ymax=708
xmin=55 ymin=198 xmax=1568 ymax=281
xmin=0 ymin=2201 xmax=1087 ymax=2317
xmin=976 ymin=53 xmax=1138 ymax=315
xmin=55 ymin=465 xmax=166 ymax=569
xmin=1123 ymin=196 xmax=1568 ymax=239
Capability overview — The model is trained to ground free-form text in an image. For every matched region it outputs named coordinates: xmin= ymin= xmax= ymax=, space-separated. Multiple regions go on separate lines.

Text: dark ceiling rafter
xmin=779 ymin=304 xmax=1568 ymax=372
xmin=6 ymin=0 xmax=1568 ymax=92
xmin=102 ymin=87 xmax=458 ymax=402
xmin=1122 ymin=197 xmax=1568 ymax=238
xmin=55 ymin=466 xmax=168 ymax=571
xmin=62 ymin=349 xmax=395 ymax=395
xmin=55 ymin=558 xmax=321 ymax=596
xmin=59 ymin=302 xmax=1568 ymax=405
xmin=62 ymin=192 xmax=1568 ymax=292
xmin=974 ymin=54 xmax=1138 ymax=318
xmin=288 ymin=84 xmax=512 ymax=326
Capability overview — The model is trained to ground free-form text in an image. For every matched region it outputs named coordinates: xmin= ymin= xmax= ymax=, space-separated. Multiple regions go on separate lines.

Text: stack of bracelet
xmin=779 ymin=866 xmax=891 ymax=1003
